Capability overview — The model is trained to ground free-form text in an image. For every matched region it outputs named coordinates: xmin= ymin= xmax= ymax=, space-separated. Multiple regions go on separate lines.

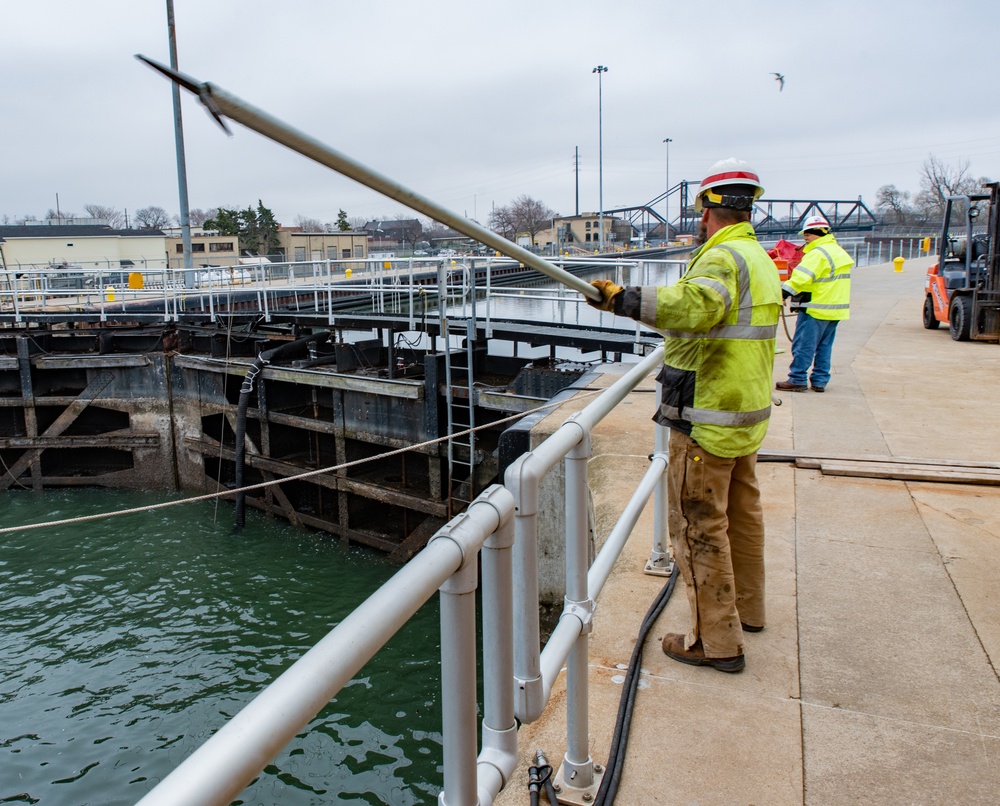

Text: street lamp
xmin=593 ymin=65 xmax=608 ymax=251
xmin=663 ymin=137 xmax=672 ymax=244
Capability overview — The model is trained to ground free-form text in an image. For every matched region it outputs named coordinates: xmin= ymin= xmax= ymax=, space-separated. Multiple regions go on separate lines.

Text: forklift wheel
xmin=922 ymin=295 xmax=940 ymax=330
xmin=949 ymin=295 xmax=972 ymax=341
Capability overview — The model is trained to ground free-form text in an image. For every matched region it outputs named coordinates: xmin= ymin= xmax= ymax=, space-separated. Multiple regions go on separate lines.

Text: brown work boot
xmin=661 ymin=633 xmax=745 ymax=673
xmin=775 ymin=380 xmax=807 ymax=392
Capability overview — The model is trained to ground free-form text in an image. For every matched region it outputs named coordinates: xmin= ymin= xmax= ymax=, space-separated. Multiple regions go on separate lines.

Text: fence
xmin=135 ymin=345 xmax=669 ymax=805
xmin=0 ymin=255 xmax=682 ymax=326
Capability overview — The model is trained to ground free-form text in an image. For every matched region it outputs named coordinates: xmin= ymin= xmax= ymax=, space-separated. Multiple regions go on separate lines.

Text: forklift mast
xmin=981 ymin=182 xmax=1000 ymax=339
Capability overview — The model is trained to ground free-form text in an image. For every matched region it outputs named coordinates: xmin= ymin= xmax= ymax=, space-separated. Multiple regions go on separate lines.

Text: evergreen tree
xmin=205 ymin=201 xmax=280 ymax=255
xmin=336 ymin=209 xmax=351 ymax=231
xmin=256 ymin=201 xmax=281 ymax=255
xmin=203 ymin=207 xmax=242 ymax=235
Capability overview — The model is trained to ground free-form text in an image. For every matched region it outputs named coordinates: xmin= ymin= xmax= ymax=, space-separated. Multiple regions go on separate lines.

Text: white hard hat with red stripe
xmin=800 ymin=214 xmax=831 ymax=233
xmin=694 ymin=158 xmax=765 ymax=212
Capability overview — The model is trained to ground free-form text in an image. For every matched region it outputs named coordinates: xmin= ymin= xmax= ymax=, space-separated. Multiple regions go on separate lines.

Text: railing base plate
xmin=552 ymin=763 xmax=605 ymax=805
xmin=643 ymin=558 xmax=674 ymax=577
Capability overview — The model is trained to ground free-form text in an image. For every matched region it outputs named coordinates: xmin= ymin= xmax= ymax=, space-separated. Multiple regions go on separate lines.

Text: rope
xmin=0 ymin=386 xmax=607 ymax=535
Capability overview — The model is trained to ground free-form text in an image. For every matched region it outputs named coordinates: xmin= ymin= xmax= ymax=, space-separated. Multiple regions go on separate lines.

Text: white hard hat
xmin=800 ymin=214 xmax=831 ymax=233
xmin=694 ymin=158 xmax=765 ymax=212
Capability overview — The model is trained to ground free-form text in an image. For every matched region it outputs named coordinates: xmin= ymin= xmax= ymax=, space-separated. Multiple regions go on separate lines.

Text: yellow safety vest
xmin=628 ymin=222 xmax=782 ymax=458
xmin=783 ymin=233 xmax=853 ymax=320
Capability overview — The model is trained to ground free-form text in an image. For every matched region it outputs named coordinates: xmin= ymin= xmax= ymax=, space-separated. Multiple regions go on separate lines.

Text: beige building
xmin=530 ymin=214 xmax=633 ymax=253
xmin=0 ymin=224 xmax=168 ymax=271
xmin=163 ymin=228 xmax=241 ymax=267
xmin=0 ymin=223 xmax=370 ymax=274
xmin=277 ymin=228 xmax=368 ymax=264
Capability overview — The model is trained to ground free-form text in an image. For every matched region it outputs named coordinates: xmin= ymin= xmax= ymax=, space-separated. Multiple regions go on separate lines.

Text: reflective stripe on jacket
xmin=615 ymin=221 xmax=782 ymax=457
xmin=782 ymin=233 xmax=853 ymax=320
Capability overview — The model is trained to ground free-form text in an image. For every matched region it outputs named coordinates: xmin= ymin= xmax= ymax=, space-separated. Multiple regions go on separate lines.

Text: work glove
xmin=587 ymin=279 xmax=623 ymax=312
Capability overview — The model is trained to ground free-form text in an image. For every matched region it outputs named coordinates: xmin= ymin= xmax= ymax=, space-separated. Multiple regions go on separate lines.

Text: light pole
xmin=663 ymin=137 xmax=672 ymax=244
xmin=593 ymin=65 xmax=608 ymax=251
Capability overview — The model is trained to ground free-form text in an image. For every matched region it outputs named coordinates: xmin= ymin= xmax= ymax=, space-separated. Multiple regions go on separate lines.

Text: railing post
xmin=477 ymin=487 xmax=517 ymax=803
xmin=508 ymin=451 xmax=544 ymax=724
xmin=559 ymin=419 xmax=596 ymax=794
xmin=646 ymin=411 xmax=672 ymax=575
xmin=437 ymin=514 xmax=480 ymax=806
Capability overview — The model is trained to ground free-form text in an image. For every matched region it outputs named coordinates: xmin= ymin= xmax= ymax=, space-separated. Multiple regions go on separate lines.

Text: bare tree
xmin=47 ymin=208 xmax=76 ymax=222
xmin=134 ymin=206 xmax=171 ymax=229
xmin=171 ymin=209 xmax=211 ymax=228
xmin=487 ymin=204 xmax=517 ymax=241
xmin=348 ymin=215 xmax=368 ymax=231
xmin=295 ymin=215 xmax=324 ymax=232
xmin=510 ymin=195 xmax=556 ymax=246
xmin=398 ymin=219 xmax=424 ymax=249
xmin=84 ymin=204 xmax=125 ymax=228
xmin=914 ymin=155 xmax=978 ymax=220
xmin=874 ymin=185 xmax=911 ymax=224
xmin=189 ymin=208 xmax=210 ymax=227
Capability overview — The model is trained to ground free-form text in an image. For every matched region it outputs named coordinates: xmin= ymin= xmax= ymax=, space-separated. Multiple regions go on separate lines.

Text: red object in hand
xmin=767 ymin=239 xmax=804 ymax=281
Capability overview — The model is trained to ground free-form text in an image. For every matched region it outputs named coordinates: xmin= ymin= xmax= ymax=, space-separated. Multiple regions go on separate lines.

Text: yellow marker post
xmin=105 ymin=285 xmax=115 ymax=301
xmin=345 ymin=268 xmax=352 ymax=279
xmin=893 ymin=256 xmax=904 ymax=273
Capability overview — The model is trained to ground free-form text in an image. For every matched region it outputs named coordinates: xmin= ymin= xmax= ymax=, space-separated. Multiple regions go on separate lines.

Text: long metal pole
xmin=593 ymin=66 xmax=608 ymax=252
xmin=136 ymin=55 xmax=601 ymax=302
xmin=165 ymin=2 xmax=192 ymax=270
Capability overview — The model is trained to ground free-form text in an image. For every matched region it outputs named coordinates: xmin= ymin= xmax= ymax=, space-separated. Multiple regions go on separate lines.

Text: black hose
xmin=234 ymin=332 xmax=329 ymax=529
xmin=593 ymin=564 xmax=679 ymax=805
xmin=527 ymin=764 xmax=541 ymax=806
xmin=780 ymin=303 xmax=794 ymax=341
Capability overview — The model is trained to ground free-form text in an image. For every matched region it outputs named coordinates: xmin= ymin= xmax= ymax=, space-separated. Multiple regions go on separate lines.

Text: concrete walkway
xmin=496 ymin=257 xmax=1000 ymax=805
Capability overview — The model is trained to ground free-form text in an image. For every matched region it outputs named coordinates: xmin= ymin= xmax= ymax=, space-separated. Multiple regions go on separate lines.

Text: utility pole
xmin=166 ymin=0 xmax=193 ymax=271
xmin=574 ymin=146 xmax=580 ymax=217
xmin=663 ymin=137 xmax=672 ymax=243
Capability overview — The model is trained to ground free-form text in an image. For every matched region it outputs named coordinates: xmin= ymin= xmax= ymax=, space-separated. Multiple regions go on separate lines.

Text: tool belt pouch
xmin=789 ymin=291 xmax=811 ymax=312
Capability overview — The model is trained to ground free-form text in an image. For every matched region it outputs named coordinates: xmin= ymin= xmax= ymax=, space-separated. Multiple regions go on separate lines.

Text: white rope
xmin=0 ymin=387 xmax=604 ymax=535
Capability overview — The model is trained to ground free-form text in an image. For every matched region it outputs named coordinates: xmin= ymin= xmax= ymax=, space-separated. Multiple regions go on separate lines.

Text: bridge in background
xmin=607 ymin=180 xmax=878 ymax=241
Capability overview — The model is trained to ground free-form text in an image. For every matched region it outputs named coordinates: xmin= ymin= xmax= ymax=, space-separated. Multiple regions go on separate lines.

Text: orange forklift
xmin=923 ymin=182 xmax=1000 ymax=341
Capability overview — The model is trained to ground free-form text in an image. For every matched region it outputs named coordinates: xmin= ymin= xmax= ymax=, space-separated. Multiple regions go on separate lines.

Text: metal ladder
xmin=437 ymin=265 xmax=478 ymax=517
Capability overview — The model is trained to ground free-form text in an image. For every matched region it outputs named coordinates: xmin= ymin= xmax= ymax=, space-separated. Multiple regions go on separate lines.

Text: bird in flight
xmin=772 ymin=72 xmax=785 ymax=91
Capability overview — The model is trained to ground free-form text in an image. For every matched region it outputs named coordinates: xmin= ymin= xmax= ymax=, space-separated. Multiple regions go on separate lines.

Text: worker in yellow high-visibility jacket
xmin=776 ymin=215 xmax=853 ymax=393
xmin=587 ymin=158 xmax=782 ymax=673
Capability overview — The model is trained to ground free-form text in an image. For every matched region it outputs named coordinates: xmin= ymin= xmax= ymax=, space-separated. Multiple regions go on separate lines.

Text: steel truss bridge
xmin=606 ymin=180 xmax=878 ymax=240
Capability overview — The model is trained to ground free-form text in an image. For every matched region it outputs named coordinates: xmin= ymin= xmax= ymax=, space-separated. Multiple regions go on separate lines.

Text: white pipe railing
xmin=134 ymin=343 xmax=669 ymax=805
xmin=0 ymin=256 xmax=656 ymax=325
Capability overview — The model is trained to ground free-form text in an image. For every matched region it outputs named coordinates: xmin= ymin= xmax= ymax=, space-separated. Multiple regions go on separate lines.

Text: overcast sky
xmin=3 ymin=0 xmax=999 ymax=229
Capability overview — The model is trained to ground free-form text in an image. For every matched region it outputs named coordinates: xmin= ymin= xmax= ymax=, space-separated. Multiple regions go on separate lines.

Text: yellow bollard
xmin=345 ymin=268 xmax=352 ymax=279
xmin=893 ymin=256 xmax=904 ymax=273
xmin=921 ymin=237 xmax=931 ymax=253
xmin=128 ymin=272 xmax=144 ymax=289
xmin=105 ymin=285 xmax=115 ymax=301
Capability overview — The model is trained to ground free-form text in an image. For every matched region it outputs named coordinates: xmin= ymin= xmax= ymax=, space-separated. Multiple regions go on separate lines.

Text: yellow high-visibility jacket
xmin=614 ymin=222 xmax=782 ymax=457
xmin=783 ymin=233 xmax=853 ymax=320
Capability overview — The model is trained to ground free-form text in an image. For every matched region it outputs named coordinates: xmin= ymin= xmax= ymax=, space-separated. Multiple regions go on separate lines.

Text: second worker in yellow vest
xmin=776 ymin=215 xmax=853 ymax=393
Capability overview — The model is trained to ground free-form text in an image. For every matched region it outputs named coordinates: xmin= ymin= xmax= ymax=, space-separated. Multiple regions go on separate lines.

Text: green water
xmin=0 ymin=490 xmax=444 ymax=805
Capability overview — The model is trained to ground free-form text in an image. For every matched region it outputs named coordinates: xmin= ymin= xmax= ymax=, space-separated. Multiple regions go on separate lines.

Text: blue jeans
xmin=788 ymin=312 xmax=839 ymax=388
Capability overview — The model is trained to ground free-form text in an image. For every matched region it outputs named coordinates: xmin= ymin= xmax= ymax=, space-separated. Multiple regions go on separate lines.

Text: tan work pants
xmin=667 ymin=430 xmax=766 ymax=658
